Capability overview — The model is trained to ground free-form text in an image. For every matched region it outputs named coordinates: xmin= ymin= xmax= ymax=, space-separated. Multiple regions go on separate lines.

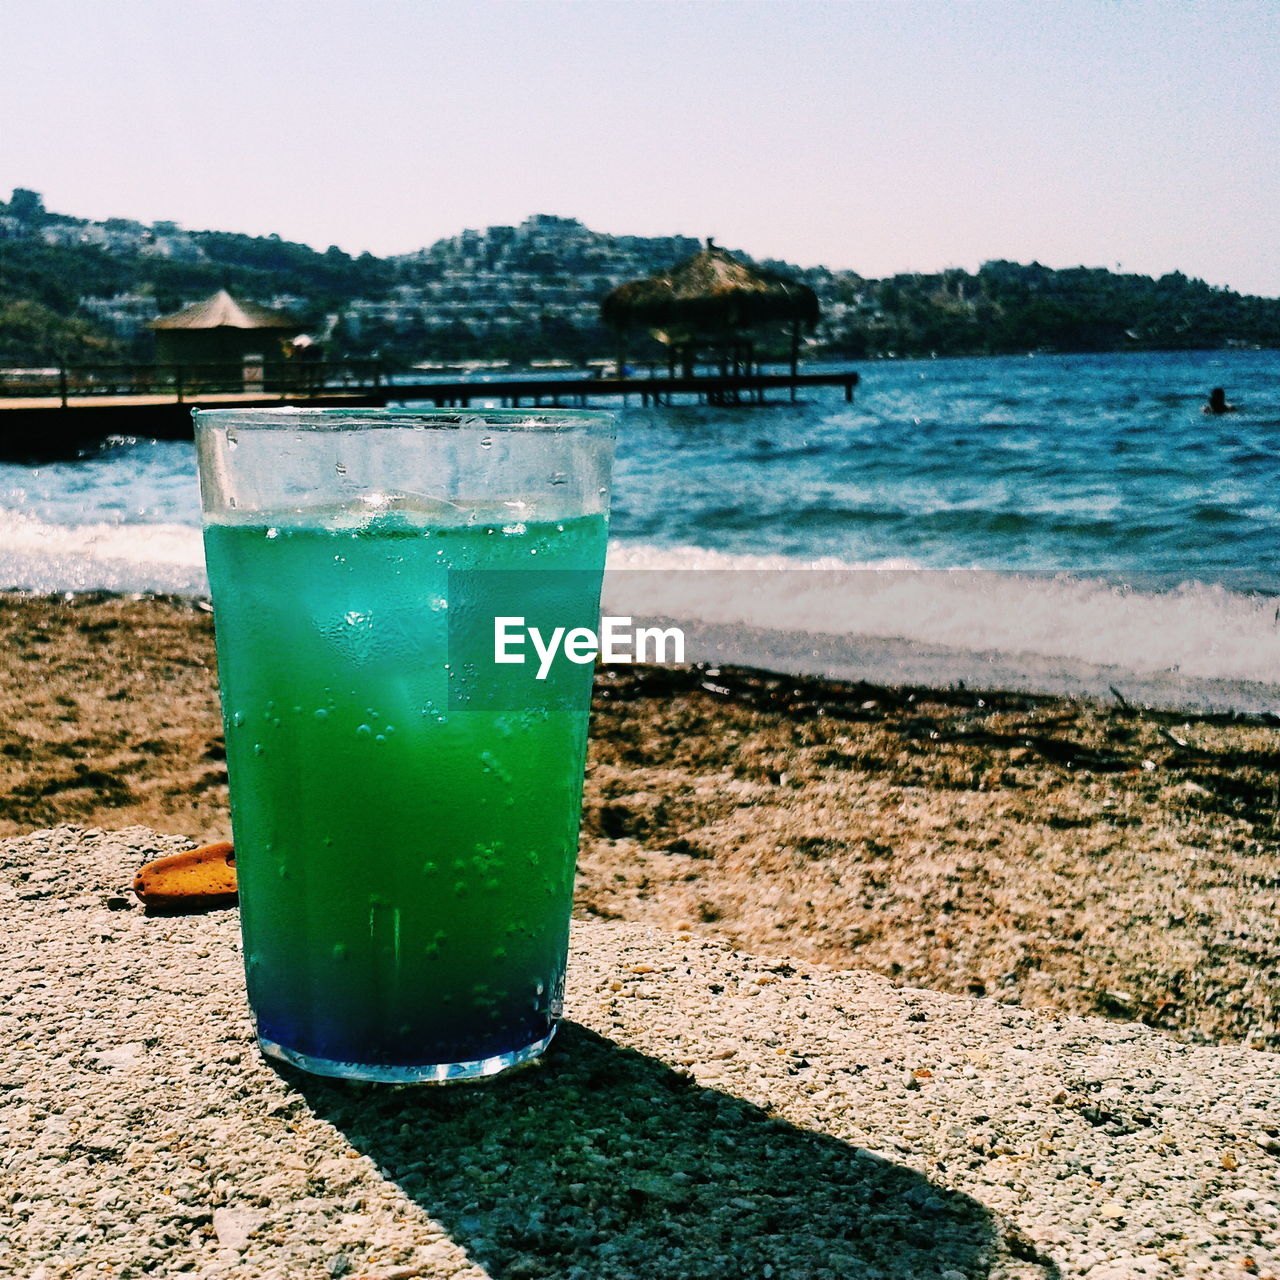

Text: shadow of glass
xmin=290 ymin=1022 xmax=1014 ymax=1279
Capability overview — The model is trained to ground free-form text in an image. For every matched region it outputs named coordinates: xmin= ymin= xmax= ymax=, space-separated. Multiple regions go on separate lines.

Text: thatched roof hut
xmin=150 ymin=291 xmax=300 ymax=377
xmin=600 ymin=242 xmax=819 ymax=381
xmin=151 ymin=290 xmax=297 ymax=334
xmin=601 ymin=242 xmax=819 ymax=341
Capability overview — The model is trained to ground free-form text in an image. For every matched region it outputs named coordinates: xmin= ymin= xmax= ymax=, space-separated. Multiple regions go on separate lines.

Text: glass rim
xmin=191 ymin=406 xmax=615 ymax=435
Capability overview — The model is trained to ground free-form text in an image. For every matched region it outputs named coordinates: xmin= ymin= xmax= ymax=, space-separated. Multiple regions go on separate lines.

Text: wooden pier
xmin=387 ymin=368 xmax=859 ymax=409
xmin=0 ymin=363 xmax=858 ymax=459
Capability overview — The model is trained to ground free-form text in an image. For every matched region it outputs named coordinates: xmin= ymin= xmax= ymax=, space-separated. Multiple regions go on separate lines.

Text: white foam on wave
xmin=603 ymin=541 xmax=1280 ymax=689
xmin=0 ymin=512 xmax=206 ymax=593
xmin=0 ymin=512 xmax=204 ymax=566
xmin=607 ymin=542 xmax=925 ymax=574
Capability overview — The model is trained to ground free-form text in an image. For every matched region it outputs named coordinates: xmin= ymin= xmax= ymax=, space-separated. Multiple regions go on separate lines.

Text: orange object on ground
xmin=133 ymin=841 xmax=238 ymax=910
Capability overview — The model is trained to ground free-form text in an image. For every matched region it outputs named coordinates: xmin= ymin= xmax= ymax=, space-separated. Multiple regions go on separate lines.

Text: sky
xmin=4 ymin=0 xmax=1279 ymax=294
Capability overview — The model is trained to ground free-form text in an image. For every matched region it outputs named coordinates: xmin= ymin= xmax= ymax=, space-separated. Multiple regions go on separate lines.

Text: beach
xmin=3 ymin=590 xmax=1277 ymax=1053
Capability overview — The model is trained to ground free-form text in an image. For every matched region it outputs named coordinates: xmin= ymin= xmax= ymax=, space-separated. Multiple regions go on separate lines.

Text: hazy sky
xmin=5 ymin=0 xmax=1278 ymax=294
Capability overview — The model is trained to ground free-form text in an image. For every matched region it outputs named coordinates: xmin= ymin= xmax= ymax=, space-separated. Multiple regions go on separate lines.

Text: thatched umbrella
xmin=151 ymin=290 xmax=298 ymax=368
xmin=600 ymin=241 xmax=819 ymax=379
xmin=151 ymin=290 xmax=298 ymax=335
xmin=151 ymin=290 xmax=303 ymax=390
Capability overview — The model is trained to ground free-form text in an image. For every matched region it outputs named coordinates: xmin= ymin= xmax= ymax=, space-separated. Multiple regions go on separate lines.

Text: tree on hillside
xmin=0 ymin=299 xmax=118 ymax=364
xmin=7 ymin=189 xmax=45 ymax=224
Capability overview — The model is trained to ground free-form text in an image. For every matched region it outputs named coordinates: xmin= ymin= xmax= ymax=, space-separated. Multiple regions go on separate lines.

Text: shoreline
xmin=0 ymin=591 xmax=1277 ymax=1054
xmin=671 ymin=615 xmax=1280 ymax=718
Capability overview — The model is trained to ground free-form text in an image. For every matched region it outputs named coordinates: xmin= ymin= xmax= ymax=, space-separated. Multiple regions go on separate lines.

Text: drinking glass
xmin=194 ymin=407 xmax=614 ymax=1082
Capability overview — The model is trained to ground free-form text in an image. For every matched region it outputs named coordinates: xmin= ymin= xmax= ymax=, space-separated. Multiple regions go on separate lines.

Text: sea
xmin=2 ymin=349 xmax=1277 ymax=713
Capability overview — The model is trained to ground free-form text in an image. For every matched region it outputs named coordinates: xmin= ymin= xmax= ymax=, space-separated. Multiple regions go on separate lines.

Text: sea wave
xmin=603 ymin=540 xmax=1280 ymax=700
xmin=0 ymin=513 xmax=206 ymax=593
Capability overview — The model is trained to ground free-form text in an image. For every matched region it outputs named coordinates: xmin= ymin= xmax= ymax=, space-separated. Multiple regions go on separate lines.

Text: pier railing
xmin=0 ymin=364 xmax=859 ymax=451
xmin=0 ymin=361 xmax=384 ymax=405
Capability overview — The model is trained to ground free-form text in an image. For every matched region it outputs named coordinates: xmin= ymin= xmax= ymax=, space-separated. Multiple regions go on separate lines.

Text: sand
xmin=0 ymin=592 xmax=1277 ymax=1052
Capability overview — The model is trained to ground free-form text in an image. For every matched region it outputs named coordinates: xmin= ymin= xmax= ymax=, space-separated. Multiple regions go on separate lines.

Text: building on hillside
xmin=79 ymin=293 xmax=160 ymax=341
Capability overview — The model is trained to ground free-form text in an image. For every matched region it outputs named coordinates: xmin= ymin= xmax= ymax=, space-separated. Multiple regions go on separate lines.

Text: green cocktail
xmin=195 ymin=410 xmax=614 ymax=1082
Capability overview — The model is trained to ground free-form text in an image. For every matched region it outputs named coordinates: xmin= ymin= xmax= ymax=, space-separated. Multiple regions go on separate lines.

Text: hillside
xmin=2 ymin=187 xmax=1278 ymax=368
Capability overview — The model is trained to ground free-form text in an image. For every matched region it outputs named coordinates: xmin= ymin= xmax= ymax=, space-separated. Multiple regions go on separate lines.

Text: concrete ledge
xmin=2 ymin=827 xmax=1277 ymax=1279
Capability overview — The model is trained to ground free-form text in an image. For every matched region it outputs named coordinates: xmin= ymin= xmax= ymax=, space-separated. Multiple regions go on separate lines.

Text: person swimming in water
xmin=1203 ymin=387 xmax=1237 ymax=414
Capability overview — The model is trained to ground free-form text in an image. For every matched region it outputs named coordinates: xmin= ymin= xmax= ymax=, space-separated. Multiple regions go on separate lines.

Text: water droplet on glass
xmin=265 ymin=527 xmax=279 ymax=540
xmin=479 ymin=436 xmax=493 ymax=450
xmin=548 ymin=471 xmax=567 ymax=486
xmin=332 ymin=943 xmax=348 ymax=961
xmin=357 ymin=724 xmax=373 ymax=738
xmin=314 ymin=708 xmax=328 ymax=721
xmin=227 ymin=432 xmax=239 ymax=449
xmin=335 ymin=461 xmax=348 ymax=475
